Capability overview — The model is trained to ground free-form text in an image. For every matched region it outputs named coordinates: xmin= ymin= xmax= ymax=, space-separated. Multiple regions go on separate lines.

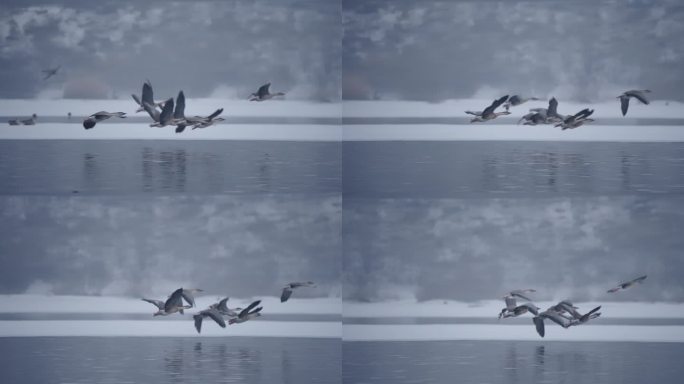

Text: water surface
xmin=0 ymin=337 xmax=340 ymax=384
xmin=343 ymin=340 xmax=684 ymax=384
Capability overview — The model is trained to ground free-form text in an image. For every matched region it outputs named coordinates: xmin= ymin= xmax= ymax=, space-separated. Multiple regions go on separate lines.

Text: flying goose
xmin=210 ymin=297 xmax=243 ymax=318
xmin=228 ymin=300 xmax=263 ymax=324
xmin=281 ymin=281 xmax=316 ymax=302
xmin=607 ymin=275 xmax=647 ymax=293
xmin=504 ymin=95 xmax=541 ymax=111
xmin=141 ymin=288 xmax=197 ymax=316
xmin=193 ymin=307 xmax=227 ymax=334
xmin=82 ymin=111 xmax=126 ymax=129
xmin=190 ymin=108 xmax=225 ymax=130
xmin=618 ymin=90 xmax=651 ymax=116
xmin=532 ymin=303 xmax=601 ymax=337
xmin=145 ymin=97 xmax=175 ymax=127
xmin=132 ymin=80 xmax=166 ymax=113
xmin=468 ymin=95 xmax=510 ymax=122
xmin=498 ymin=289 xmax=538 ymax=319
xmin=556 ymin=108 xmax=594 ymax=130
xmin=249 ymin=83 xmax=285 ymax=101
xmin=42 ymin=66 xmax=60 ymax=80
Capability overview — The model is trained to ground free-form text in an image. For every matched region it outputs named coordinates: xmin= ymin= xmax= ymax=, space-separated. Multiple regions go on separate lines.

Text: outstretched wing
xmin=257 ymin=83 xmax=271 ymax=98
xmin=547 ymin=97 xmax=558 ymax=117
xmin=159 ymin=98 xmax=175 ymax=125
xmin=620 ymin=96 xmax=629 ymax=116
xmin=193 ymin=314 xmax=203 ymax=334
xmin=239 ymin=300 xmax=262 ymax=318
xmin=205 ymin=308 xmax=227 ymax=328
xmin=627 ymin=90 xmax=650 ymax=105
xmin=132 ymin=94 xmax=142 ymax=106
xmin=174 ymin=91 xmax=185 ymax=119
xmin=141 ymin=298 xmax=165 ymax=310
xmin=482 ymin=95 xmax=509 ymax=116
xmin=180 ymin=288 xmax=196 ymax=308
xmin=281 ymin=287 xmax=293 ymax=303
xmin=164 ymin=288 xmax=184 ymax=312
xmin=533 ymin=316 xmax=545 ymax=337
xmin=143 ymin=102 xmax=160 ymax=122
xmin=142 ymin=81 xmax=154 ymax=107
xmin=207 ymin=108 xmax=224 ymax=120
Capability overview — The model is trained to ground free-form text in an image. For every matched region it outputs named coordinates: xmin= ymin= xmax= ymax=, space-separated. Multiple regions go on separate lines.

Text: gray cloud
xmin=0 ymin=195 xmax=341 ymax=298
xmin=0 ymin=0 xmax=340 ymax=100
xmin=343 ymin=196 xmax=684 ymax=302
xmin=343 ymin=0 xmax=684 ymax=101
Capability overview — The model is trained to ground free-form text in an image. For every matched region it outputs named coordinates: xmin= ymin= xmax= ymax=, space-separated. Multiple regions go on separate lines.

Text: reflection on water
xmin=343 ymin=141 xmax=684 ymax=198
xmin=0 ymin=140 xmax=340 ymax=195
xmin=0 ymin=337 xmax=340 ymax=384
xmin=343 ymin=340 xmax=684 ymax=384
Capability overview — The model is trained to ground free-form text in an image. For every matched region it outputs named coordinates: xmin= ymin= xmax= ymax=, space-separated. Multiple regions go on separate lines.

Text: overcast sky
xmin=343 ymin=0 xmax=684 ymax=102
xmin=343 ymin=196 xmax=684 ymax=302
xmin=0 ymin=0 xmax=340 ymax=100
xmin=0 ymin=195 xmax=341 ymax=298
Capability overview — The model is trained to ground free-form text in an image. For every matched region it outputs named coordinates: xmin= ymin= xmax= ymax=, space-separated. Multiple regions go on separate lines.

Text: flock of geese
xmin=466 ymin=89 xmax=652 ymax=128
xmin=5 ymin=80 xmax=286 ymax=131
xmin=498 ymin=275 xmax=647 ymax=338
xmin=142 ymin=282 xmax=315 ymax=334
xmin=82 ymin=80 xmax=286 ymax=131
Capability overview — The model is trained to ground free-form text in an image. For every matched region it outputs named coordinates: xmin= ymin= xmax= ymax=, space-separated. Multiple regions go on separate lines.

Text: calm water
xmin=0 ymin=140 xmax=340 ymax=195
xmin=343 ymin=141 xmax=684 ymax=198
xmin=343 ymin=340 xmax=684 ymax=384
xmin=0 ymin=337 xmax=340 ymax=384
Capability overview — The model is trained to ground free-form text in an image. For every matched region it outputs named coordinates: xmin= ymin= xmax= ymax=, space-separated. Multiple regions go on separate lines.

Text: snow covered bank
xmin=0 ymin=320 xmax=341 ymax=338
xmin=0 ymin=123 xmax=341 ymax=141
xmin=344 ymin=100 xmax=684 ymax=119
xmin=343 ymin=300 xmax=684 ymax=319
xmin=342 ymin=124 xmax=684 ymax=142
xmin=343 ymin=324 xmax=684 ymax=342
xmin=0 ymin=295 xmax=341 ymax=315
xmin=0 ymin=99 xmax=341 ymax=118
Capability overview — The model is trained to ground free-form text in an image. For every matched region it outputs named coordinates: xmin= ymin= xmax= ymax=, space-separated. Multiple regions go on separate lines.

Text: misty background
xmin=0 ymin=0 xmax=340 ymax=101
xmin=343 ymin=196 xmax=684 ymax=302
xmin=0 ymin=195 xmax=341 ymax=298
xmin=343 ymin=0 xmax=684 ymax=102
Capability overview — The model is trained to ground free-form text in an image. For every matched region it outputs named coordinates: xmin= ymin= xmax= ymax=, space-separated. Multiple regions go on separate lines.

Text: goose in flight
xmin=171 ymin=90 xmax=188 ymax=133
xmin=193 ymin=307 xmax=227 ymax=334
xmin=618 ymin=90 xmax=651 ymax=116
xmin=498 ymin=289 xmax=538 ymax=319
xmin=141 ymin=288 xmax=198 ymax=316
xmin=82 ymin=111 xmax=126 ymax=130
xmin=42 ymin=66 xmax=60 ymax=80
xmin=132 ymin=80 xmax=166 ymax=113
xmin=190 ymin=108 xmax=225 ymax=130
xmin=607 ymin=275 xmax=647 ymax=293
xmin=281 ymin=281 xmax=316 ymax=302
xmin=209 ymin=297 xmax=243 ymax=318
xmin=467 ymin=95 xmax=510 ymax=122
xmin=519 ymin=98 xmax=564 ymax=125
xmin=556 ymin=108 xmax=594 ymax=130
xmin=532 ymin=303 xmax=601 ymax=337
xmin=249 ymin=83 xmax=285 ymax=101
xmin=144 ymin=97 xmax=175 ymax=127
xmin=228 ymin=300 xmax=263 ymax=324
xmin=504 ymin=95 xmax=541 ymax=111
